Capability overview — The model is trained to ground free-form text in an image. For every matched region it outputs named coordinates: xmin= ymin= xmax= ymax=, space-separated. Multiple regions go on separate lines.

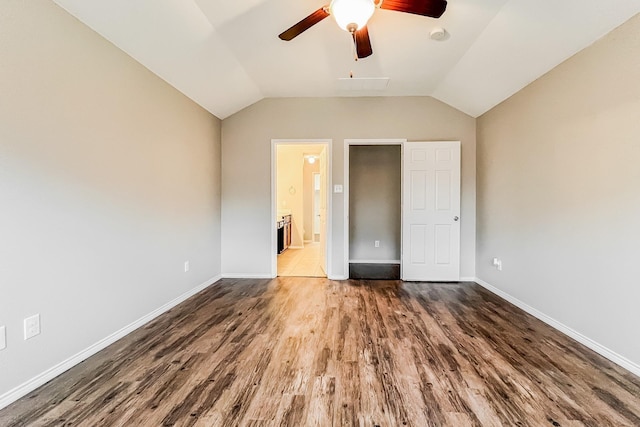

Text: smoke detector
xmin=430 ymin=27 xmax=447 ymax=41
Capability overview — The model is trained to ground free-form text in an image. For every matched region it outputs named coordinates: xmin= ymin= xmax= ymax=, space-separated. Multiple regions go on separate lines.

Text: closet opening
xmin=346 ymin=140 xmax=404 ymax=280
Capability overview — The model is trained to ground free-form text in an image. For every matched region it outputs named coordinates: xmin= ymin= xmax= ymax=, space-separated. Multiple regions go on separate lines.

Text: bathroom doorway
xmin=272 ymin=141 xmax=330 ymax=278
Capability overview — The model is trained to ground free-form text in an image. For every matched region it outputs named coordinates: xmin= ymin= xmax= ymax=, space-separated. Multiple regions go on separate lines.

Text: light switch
xmin=333 ymin=184 xmax=343 ymax=193
xmin=0 ymin=326 xmax=6 ymax=350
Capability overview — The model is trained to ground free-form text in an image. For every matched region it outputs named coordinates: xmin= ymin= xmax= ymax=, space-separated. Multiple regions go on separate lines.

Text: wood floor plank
xmin=1 ymin=278 xmax=639 ymax=426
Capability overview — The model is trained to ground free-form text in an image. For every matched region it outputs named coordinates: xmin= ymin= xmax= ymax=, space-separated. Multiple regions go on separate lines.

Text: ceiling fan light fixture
xmin=330 ymin=0 xmax=375 ymax=32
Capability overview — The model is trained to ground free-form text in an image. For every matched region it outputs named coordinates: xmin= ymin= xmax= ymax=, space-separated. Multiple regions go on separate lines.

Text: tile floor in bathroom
xmin=277 ymin=242 xmax=325 ymax=277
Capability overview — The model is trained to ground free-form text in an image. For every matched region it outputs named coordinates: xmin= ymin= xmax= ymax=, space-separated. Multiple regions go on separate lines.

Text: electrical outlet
xmin=0 ymin=326 xmax=6 ymax=350
xmin=492 ymin=257 xmax=502 ymax=271
xmin=374 ymin=240 xmax=380 ymax=248
xmin=184 ymin=261 xmax=190 ymax=272
xmin=24 ymin=314 xmax=40 ymax=340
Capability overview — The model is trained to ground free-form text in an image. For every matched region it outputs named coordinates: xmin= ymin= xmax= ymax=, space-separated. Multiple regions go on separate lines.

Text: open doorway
xmin=273 ymin=142 xmax=329 ymax=277
xmin=348 ymin=144 xmax=401 ymax=279
xmin=343 ymin=139 xmax=461 ymax=281
xmin=344 ymin=138 xmax=405 ymax=280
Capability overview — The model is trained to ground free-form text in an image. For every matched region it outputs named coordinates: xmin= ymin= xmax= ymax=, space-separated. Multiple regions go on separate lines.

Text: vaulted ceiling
xmin=52 ymin=0 xmax=639 ymax=119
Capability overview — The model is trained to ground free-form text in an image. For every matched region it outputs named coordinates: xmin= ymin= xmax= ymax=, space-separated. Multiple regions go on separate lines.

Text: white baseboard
xmin=221 ymin=273 xmax=274 ymax=279
xmin=288 ymin=245 xmax=304 ymax=250
xmin=474 ymin=277 xmax=640 ymax=377
xmin=0 ymin=274 xmax=222 ymax=411
xmin=460 ymin=276 xmax=476 ymax=281
xmin=328 ymin=275 xmax=348 ymax=280
xmin=348 ymin=259 xmax=401 ymax=264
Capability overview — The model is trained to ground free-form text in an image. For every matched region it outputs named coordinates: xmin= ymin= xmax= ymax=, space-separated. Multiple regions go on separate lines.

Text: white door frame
xmin=343 ymin=138 xmax=406 ymax=278
xmin=271 ymin=139 xmax=332 ymax=278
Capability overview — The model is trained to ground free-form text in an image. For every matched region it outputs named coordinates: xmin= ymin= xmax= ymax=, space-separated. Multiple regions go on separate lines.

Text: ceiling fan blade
xmin=279 ymin=7 xmax=330 ymax=41
xmin=379 ymin=0 xmax=447 ymax=18
xmin=353 ymin=26 xmax=373 ymax=59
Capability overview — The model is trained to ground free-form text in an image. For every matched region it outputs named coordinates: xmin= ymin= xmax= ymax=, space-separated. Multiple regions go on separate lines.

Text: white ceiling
xmin=53 ymin=0 xmax=640 ymax=119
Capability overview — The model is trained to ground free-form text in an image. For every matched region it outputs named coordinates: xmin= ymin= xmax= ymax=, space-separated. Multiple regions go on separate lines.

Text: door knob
xmin=454 ymin=216 xmax=459 ymax=221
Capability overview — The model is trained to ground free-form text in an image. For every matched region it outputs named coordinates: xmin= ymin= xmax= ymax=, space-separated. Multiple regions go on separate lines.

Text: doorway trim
xmin=343 ymin=138 xmax=406 ymax=278
xmin=271 ymin=139 xmax=332 ymax=278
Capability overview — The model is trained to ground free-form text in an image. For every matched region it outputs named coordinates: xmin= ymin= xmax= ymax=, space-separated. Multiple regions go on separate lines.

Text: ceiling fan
xmin=278 ymin=0 xmax=448 ymax=60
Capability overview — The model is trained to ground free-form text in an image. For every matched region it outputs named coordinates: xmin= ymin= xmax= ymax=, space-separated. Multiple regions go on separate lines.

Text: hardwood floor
xmin=1 ymin=278 xmax=639 ymax=426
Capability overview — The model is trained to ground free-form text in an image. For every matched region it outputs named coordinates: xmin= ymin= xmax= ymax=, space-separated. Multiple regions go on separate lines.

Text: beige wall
xmin=477 ymin=14 xmax=640 ymax=368
xmin=222 ymin=97 xmax=476 ymax=278
xmin=349 ymin=145 xmax=401 ymax=262
xmin=0 ymin=0 xmax=222 ymax=399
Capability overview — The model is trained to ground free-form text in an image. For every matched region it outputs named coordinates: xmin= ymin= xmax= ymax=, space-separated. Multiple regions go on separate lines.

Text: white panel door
xmin=402 ymin=141 xmax=461 ymax=281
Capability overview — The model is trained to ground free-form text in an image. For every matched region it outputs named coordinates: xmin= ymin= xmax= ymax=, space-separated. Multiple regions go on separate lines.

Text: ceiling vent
xmin=336 ymin=77 xmax=390 ymax=91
